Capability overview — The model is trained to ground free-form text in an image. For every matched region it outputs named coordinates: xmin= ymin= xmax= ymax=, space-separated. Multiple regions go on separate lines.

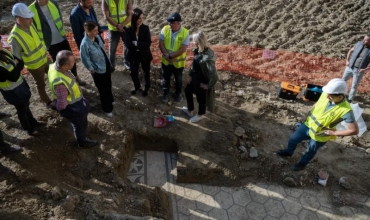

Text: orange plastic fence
xmin=2 ymin=33 xmax=369 ymax=93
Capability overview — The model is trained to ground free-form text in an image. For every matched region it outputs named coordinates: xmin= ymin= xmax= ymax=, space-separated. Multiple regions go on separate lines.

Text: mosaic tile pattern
xmin=128 ymin=151 xmax=370 ymax=220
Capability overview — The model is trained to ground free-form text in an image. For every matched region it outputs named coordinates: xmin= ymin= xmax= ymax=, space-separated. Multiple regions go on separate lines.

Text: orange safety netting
xmin=2 ymin=32 xmax=369 ymax=93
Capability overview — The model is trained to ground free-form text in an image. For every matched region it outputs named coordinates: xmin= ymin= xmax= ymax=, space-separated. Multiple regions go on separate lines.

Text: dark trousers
xmin=48 ymin=39 xmax=78 ymax=77
xmin=162 ymin=64 xmax=184 ymax=96
xmin=0 ymin=131 xmax=10 ymax=149
xmin=62 ymin=101 xmax=90 ymax=144
xmin=130 ymin=51 xmax=151 ymax=91
xmin=13 ymin=100 xmax=37 ymax=134
xmin=109 ymin=31 xmax=129 ymax=67
xmin=92 ymin=72 xmax=114 ymax=113
xmin=185 ymin=80 xmax=207 ymax=115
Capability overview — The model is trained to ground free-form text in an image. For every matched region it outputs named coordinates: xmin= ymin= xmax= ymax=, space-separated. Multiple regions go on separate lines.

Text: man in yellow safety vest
xmin=48 ymin=50 xmax=97 ymax=148
xmin=159 ymin=12 xmax=189 ymax=103
xmin=276 ymin=78 xmax=359 ymax=171
xmin=102 ymin=0 xmax=132 ymax=72
xmin=8 ymin=3 xmax=53 ymax=107
xmin=29 ymin=0 xmax=86 ymax=85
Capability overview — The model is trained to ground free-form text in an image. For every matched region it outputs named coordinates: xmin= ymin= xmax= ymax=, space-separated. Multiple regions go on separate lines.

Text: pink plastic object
xmin=153 ymin=116 xmax=168 ymax=128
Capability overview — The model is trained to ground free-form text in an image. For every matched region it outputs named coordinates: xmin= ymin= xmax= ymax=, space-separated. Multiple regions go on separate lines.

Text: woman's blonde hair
xmin=192 ymin=31 xmax=209 ymax=52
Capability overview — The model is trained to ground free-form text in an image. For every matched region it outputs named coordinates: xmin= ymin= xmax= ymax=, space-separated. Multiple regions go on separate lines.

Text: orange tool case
xmin=277 ymin=82 xmax=300 ymax=100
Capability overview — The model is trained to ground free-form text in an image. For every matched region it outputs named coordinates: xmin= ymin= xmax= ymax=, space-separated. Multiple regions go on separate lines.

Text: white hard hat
xmin=12 ymin=3 xmax=34 ymax=18
xmin=322 ymin=78 xmax=348 ymax=94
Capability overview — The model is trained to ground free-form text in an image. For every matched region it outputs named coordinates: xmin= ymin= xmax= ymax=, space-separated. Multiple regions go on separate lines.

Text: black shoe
xmin=78 ymin=139 xmax=97 ymax=148
xmin=290 ymin=162 xmax=306 ymax=171
xmin=175 ymin=94 xmax=183 ymax=102
xmin=32 ymin=121 xmax=46 ymax=127
xmin=276 ymin=150 xmax=291 ymax=157
xmin=142 ymin=90 xmax=148 ymax=97
xmin=0 ymin=112 xmax=11 ymax=120
xmin=0 ymin=145 xmax=22 ymax=154
xmin=0 ymin=164 xmax=11 ymax=173
xmin=131 ymin=88 xmax=141 ymax=95
xmin=110 ymin=66 xmax=116 ymax=73
xmin=161 ymin=94 xmax=168 ymax=103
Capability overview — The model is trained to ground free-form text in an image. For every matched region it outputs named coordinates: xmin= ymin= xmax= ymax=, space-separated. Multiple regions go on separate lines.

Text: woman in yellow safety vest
xmin=0 ymin=36 xmax=43 ymax=136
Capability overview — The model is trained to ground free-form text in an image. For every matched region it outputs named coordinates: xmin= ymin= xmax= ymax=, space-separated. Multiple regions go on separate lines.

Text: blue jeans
xmin=162 ymin=64 xmax=184 ymax=96
xmin=286 ymin=124 xmax=326 ymax=165
xmin=342 ymin=66 xmax=364 ymax=101
xmin=109 ymin=30 xmax=129 ymax=68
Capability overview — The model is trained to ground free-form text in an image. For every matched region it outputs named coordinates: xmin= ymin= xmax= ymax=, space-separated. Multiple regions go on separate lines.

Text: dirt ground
xmin=1 ymin=0 xmax=370 ymax=219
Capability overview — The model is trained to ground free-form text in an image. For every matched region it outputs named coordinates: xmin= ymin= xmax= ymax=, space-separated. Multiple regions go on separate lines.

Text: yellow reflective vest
xmin=161 ymin=25 xmax=188 ymax=68
xmin=305 ymin=93 xmax=351 ymax=142
xmin=0 ymin=49 xmax=23 ymax=91
xmin=105 ymin=0 xmax=130 ymax=31
xmin=29 ymin=1 xmax=66 ymax=43
xmin=48 ymin=63 xmax=82 ymax=104
xmin=8 ymin=24 xmax=47 ymax=70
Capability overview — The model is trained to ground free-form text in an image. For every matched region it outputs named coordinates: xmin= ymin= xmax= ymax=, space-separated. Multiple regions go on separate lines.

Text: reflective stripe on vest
xmin=29 ymin=1 xmax=66 ymax=42
xmin=105 ymin=0 xmax=129 ymax=31
xmin=305 ymin=92 xmax=351 ymax=142
xmin=161 ymin=25 xmax=188 ymax=68
xmin=48 ymin=64 xmax=82 ymax=104
xmin=8 ymin=24 xmax=47 ymax=70
xmin=0 ymin=49 xmax=23 ymax=91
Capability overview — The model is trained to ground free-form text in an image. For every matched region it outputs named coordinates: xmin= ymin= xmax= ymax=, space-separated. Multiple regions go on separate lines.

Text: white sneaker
xmin=106 ymin=112 xmax=113 ymax=117
xmin=190 ymin=114 xmax=205 ymax=123
xmin=182 ymin=106 xmax=193 ymax=117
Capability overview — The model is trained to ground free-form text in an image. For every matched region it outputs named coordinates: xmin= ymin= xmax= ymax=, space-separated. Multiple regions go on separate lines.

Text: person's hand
xmin=90 ymin=69 xmax=96 ymax=74
xmin=359 ymin=68 xmax=367 ymax=74
xmin=162 ymin=53 xmax=170 ymax=61
xmin=47 ymin=51 xmax=53 ymax=63
xmin=116 ymin=24 xmax=124 ymax=32
xmin=187 ymin=77 xmax=192 ymax=84
xmin=346 ymin=60 xmax=349 ymax=66
xmin=200 ymin=83 xmax=208 ymax=90
xmin=324 ymin=130 xmax=336 ymax=136
xmin=14 ymin=59 xmax=18 ymax=65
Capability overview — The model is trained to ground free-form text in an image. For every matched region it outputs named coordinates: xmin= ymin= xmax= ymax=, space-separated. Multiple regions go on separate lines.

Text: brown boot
xmin=76 ymin=76 xmax=87 ymax=86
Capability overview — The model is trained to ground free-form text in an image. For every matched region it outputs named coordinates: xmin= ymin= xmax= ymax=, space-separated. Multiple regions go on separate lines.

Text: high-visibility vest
xmin=105 ymin=0 xmax=130 ymax=31
xmin=0 ymin=49 xmax=23 ymax=91
xmin=305 ymin=93 xmax=351 ymax=142
xmin=48 ymin=63 xmax=82 ymax=104
xmin=8 ymin=24 xmax=47 ymax=70
xmin=161 ymin=25 xmax=188 ymax=68
xmin=29 ymin=1 xmax=66 ymax=43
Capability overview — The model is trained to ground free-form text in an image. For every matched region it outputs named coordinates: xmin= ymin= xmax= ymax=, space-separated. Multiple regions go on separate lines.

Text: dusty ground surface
xmin=1 ymin=0 xmax=370 ymax=219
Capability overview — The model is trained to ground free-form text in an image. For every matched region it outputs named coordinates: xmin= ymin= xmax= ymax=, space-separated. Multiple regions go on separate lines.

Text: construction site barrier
xmin=2 ymin=32 xmax=369 ymax=93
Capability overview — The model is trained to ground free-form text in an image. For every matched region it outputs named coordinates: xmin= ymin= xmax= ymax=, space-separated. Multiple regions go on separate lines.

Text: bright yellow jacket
xmin=29 ymin=1 xmax=66 ymax=43
xmin=161 ymin=25 xmax=188 ymax=68
xmin=8 ymin=24 xmax=47 ymax=70
xmin=105 ymin=0 xmax=130 ymax=31
xmin=305 ymin=93 xmax=351 ymax=142
xmin=48 ymin=64 xmax=82 ymax=104
xmin=0 ymin=49 xmax=23 ymax=91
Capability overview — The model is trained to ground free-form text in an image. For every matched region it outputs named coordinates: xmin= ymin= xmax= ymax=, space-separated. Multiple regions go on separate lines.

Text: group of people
xmin=0 ymin=0 xmax=219 ymax=150
xmin=0 ymin=0 xmax=366 ymax=174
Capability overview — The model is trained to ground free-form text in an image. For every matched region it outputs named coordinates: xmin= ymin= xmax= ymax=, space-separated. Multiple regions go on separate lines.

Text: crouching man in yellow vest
xmin=48 ymin=50 xmax=97 ymax=148
xmin=159 ymin=12 xmax=189 ymax=103
xmin=276 ymin=78 xmax=359 ymax=171
xmin=8 ymin=3 xmax=53 ymax=107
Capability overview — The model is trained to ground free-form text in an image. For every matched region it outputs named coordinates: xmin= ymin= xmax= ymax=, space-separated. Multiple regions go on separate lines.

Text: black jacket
xmin=125 ymin=24 xmax=153 ymax=64
xmin=0 ymin=55 xmax=31 ymax=105
xmin=31 ymin=0 xmax=64 ymax=49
